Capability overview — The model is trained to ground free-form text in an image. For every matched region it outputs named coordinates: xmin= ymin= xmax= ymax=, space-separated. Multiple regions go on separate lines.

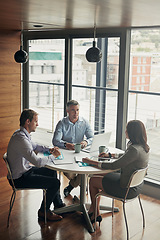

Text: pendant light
xmin=86 ymin=7 xmax=102 ymax=63
xmin=86 ymin=24 xmax=102 ymax=63
xmin=14 ymin=25 xmax=28 ymax=64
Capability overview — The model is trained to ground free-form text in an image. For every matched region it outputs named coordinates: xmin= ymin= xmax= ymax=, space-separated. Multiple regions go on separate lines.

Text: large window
xmin=128 ymin=29 xmax=160 ymax=182
xmin=72 ymin=37 xmax=120 ymax=146
xmin=26 ymin=28 xmax=160 ymax=185
xmin=23 ymin=28 xmax=160 ymax=200
xmin=28 ymin=36 xmax=120 ymax=147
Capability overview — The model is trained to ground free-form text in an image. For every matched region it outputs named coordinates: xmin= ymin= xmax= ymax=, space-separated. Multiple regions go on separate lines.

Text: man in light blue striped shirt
xmin=52 ymin=100 xmax=93 ymax=197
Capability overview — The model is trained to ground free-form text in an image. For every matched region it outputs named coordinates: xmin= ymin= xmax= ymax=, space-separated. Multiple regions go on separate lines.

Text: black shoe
xmin=54 ymin=202 xmax=66 ymax=210
xmin=64 ymin=184 xmax=74 ymax=197
xmin=91 ymin=215 xmax=102 ymax=227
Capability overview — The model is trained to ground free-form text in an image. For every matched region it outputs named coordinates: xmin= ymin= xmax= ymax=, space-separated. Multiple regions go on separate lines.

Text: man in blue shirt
xmin=52 ymin=100 xmax=93 ymax=197
xmin=7 ymin=109 xmax=65 ymax=221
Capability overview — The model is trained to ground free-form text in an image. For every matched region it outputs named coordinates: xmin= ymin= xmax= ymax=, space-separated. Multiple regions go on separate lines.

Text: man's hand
xmin=65 ymin=142 xmax=75 ymax=150
xmin=80 ymin=140 xmax=88 ymax=149
xmin=50 ymin=147 xmax=61 ymax=158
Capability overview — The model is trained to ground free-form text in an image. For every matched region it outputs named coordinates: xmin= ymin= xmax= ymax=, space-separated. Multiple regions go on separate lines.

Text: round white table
xmin=45 ymin=148 xmax=123 ymax=233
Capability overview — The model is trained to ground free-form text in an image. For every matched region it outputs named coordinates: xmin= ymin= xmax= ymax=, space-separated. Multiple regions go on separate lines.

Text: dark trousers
xmin=12 ymin=167 xmax=62 ymax=212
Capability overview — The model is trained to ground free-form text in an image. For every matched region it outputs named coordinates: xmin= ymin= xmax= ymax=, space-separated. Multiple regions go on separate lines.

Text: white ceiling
xmin=1 ymin=0 xmax=160 ymax=31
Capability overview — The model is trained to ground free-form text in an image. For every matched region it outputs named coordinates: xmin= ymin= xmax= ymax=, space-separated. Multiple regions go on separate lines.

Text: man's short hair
xmin=20 ymin=109 xmax=38 ymax=127
xmin=66 ymin=100 xmax=79 ymax=110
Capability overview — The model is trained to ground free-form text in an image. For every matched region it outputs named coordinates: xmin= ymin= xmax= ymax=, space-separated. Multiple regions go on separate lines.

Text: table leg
xmin=54 ymin=174 xmax=94 ymax=233
xmin=80 ymin=174 xmax=94 ymax=233
xmin=85 ymin=203 xmax=119 ymax=212
xmin=81 ymin=203 xmax=94 ymax=233
xmin=54 ymin=173 xmax=119 ymax=233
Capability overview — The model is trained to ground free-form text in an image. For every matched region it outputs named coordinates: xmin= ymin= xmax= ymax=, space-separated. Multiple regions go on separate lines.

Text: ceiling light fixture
xmin=14 ymin=23 xmax=28 ymax=64
xmin=86 ymin=7 xmax=102 ymax=63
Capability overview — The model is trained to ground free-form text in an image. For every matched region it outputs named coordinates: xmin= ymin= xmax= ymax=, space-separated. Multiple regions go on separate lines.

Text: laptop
xmin=82 ymin=132 xmax=111 ymax=156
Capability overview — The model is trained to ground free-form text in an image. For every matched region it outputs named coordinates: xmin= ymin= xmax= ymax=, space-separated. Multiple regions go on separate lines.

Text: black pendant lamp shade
xmin=86 ymin=20 xmax=102 ymax=63
xmin=86 ymin=40 xmax=102 ymax=63
xmin=14 ymin=46 xmax=28 ymax=63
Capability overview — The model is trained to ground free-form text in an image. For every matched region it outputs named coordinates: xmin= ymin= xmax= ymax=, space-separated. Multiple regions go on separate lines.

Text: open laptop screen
xmin=82 ymin=132 xmax=111 ymax=154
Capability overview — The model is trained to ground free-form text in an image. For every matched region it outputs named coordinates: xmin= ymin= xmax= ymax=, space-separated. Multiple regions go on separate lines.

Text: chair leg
xmin=86 ymin=175 xmax=89 ymax=195
xmin=112 ymin=199 xmax=114 ymax=217
xmin=58 ymin=171 xmax=61 ymax=180
xmin=94 ymin=195 xmax=98 ymax=231
xmin=7 ymin=190 xmax=16 ymax=228
xmin=138 ymin=195 xmax=145 ymax=228
xmin=43 ymin=189 xmax=47 ymax=224
xmin=123 ymin=202 xmax=129 ymax=240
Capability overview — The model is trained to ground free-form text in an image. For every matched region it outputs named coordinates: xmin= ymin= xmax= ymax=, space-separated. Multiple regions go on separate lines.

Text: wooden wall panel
xmin=0 ymin=31 xmax=21 ymax=177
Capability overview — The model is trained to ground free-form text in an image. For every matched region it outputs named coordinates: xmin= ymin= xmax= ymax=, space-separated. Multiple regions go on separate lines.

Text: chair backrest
xmin=3 ymin=153 xmax=16 ymax=190
xmin=129 ymin=166 xmax=148 ymax=188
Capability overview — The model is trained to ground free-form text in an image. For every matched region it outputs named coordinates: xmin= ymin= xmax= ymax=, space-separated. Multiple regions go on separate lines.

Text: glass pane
xmin=72 ymin=38 xmax=97 ymax=87
xmin=72 ymin=37 xmax=119 ymax=146
xmin=29 ymin=39 xmax=65 ymax=132
xmin=107 ymin=38 xmax=120 ymax=89
xmin=72 ymin=38 xmax=120 ymax=89
xmin=130 ymin=29 xmax=160 ymax=93
xmin=72 ymin=88 xmax=117 ymax=147
xmin=130 ymin=28 xmax=160 ymax=183
xmin=29 ymin=39 xmax=65 ymax=84
xmin=29 ymin=83 xmax=64 ymax=131
xmin=128 ymin=92 xmax=160 ymax=181
xmin=72 ymin=86 xmax=95 ymax=129
xmin=72 ymin=37 xmax=119 ymax=147
xmin=72 ymin=87 xmax=117 ymax=147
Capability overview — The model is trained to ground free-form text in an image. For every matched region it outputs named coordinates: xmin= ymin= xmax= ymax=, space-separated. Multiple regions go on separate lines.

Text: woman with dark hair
xmin=82 ymin=120 xmax=149 ymax=226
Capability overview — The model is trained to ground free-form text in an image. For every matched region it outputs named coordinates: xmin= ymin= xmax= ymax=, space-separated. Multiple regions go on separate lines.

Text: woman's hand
xmin=82 ymin=157 xmax=91 ymax=164
xmin=82 ymin=157 xmax=99 ymax=167
xmin=98 ymin=152 xmax=109 ymax=158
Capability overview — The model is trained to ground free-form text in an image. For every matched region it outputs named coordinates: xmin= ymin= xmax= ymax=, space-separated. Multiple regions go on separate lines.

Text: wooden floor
xmin=0 ymin=174 xmax=160 ymax=240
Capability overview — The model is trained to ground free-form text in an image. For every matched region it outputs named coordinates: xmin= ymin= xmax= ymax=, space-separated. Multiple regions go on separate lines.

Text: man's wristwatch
xmin=64 ymin=142 xmax=66 ymax=148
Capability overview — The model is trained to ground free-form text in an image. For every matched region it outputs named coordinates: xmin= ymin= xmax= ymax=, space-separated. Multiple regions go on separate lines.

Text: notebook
xmin=44 ymin=151 xmax=73 ymax=165
xmin=82 ymin=132 xmax=111 ymax=156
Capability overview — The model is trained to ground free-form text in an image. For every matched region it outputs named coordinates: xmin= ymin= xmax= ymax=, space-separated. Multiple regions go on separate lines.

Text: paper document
xmin=44 ymin=151 xmax=64 ymax=159
xmin=90 ymin=156 xmax=111 ymax=161
xmin=53 ymin=159 xmax=73 ymax=165
xmin=74 ymin=156 xmax=83 ymax=163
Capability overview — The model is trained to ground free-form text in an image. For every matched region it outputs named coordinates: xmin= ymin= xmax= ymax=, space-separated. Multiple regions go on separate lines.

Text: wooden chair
xmin=95 ymin=166 xmax=148 ymax=239
xmin=3 ymin=153 xmax=47 ymax=227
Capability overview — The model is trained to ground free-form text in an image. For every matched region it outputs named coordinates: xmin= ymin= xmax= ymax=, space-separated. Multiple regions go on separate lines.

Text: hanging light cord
xmin=93 ymin=5 xmax=97 ymax=47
